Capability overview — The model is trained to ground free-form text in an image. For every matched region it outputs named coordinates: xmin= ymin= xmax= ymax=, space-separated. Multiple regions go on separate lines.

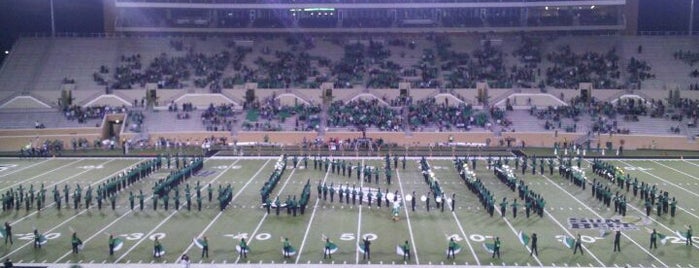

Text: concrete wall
xmin=3 ymin=127 xmax=697 ymax=152
xmin=0 ymin=127 xmax=102 ymax=151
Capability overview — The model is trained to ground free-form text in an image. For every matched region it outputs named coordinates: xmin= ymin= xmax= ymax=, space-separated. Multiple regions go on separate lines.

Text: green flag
xmin=358 ymin=243 xmax=367 ymax=254
xmin=562 ymin=236 xmax=575 ymax=249
xmin=194 ymin=238 xmax=205 ymax=249
xmin=325 ymin=242 xmax=338 ymax=254
xmin=482 ymin=242 xmax=495 ymax=253
xmin=675 ymin=230 xmax=689 ymax=240
xmin=646 ymin=228 xmax=668 ymax=245
xmin=39 ymin=234 xmax=48 ymax=245
xmin=396 ymin=245 xmax=407 ymax=255
xmin=236 ymin=245 xmax=250 ymax=253
xmin=445 ymin=243 xmax=462 ymax=255
xmin=154 ymin=246 xmax=166 ymax=257
xmin=113 ymin=237 xmax=124 ymax=251
xmin=282 ymin=245 xmax=297 ymax=256
xmin=518 ymin=231 xmax=530 ymax=246
xmin=659 ymin=233 xmax=668 ymax=245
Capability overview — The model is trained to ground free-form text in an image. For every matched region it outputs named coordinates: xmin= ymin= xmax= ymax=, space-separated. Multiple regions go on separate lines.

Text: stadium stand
xmin=0 ymin=0 xmax=697 ymax=152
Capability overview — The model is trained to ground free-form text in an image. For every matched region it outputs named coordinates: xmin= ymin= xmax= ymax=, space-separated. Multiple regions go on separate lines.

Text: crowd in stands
xmin=531 ymin=94 xmax=691 ymax=135
xmin=168 ymin=102 xmax=194 ymax=112
xmin=327 ymin=99 xmax=402 ymax=131
xmin=97 ymin=48 xmax=231 ymax=91
xmin=240 ymin=95 xmax=322 ymax=131
xmin=533 ymin=104 xmax=581 ymax=133
xmin=407 ymin=99 xmax=476 ymax=131
xmin=63 ymin=105 xmax=127 ymax=124
xmin=127 ymin=110 xmax=145 ymax=132
xmin=626 ymin=57 xmax=654 ymax=87
xmin=674 ymin=50 xmax=699 ymax=67
xmin=545 ymin=45 xmax=621 ymax=89
xmin=674 ymin=50 xmax=699 ymax=82
xmin=20 ymin=140 xmax=64 ymax=158
xmin=201 ymin=103 xmax=237 ymax=131
xmin=85 ymin=34 xmax=675 ymax=92
xmin=253 ymin=45 xmax=321 ymax=88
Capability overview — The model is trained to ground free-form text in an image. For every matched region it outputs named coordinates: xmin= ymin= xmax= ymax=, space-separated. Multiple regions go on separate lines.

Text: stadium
xmin=0 ymin=0 xmax=698 ymax=267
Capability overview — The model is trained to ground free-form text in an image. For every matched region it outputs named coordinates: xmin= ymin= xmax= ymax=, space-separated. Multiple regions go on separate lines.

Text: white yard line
xmin=618 ymin=160 xmax=699 ymax=199
xmin=0 ymin=158 xmax=53 ymax=178
xmin=115 ymin=158 xmax=237 ymax=263
xmin=484 ymin=162 xmax=601 ymax=265
xmin=0 ymin=156 xmax=134 ymax=260
xmin=618 ymin=160 xmax=699 ymax=220
xmin=0 ymin=159 xmax=83 ymax=192
xmin=682 ymin=159 xmax=699 ymax=167
xmin=540 ymin=173 xmax=668 ymax=267
xmin=543 ymin=210 xmax=605 ymax=267
xmin=395 ymin=168 xmax=420 ymax=264
xmin=233 ymin=164 xmax=302 ymax=264
xmin=623 ymin=200 xmax=699 ymax=251
xmin=491 ymin=203 xmax=544 ymax=266
xmin=584 ymin=159 xmax=699 ymax=250
xmin=9 ymin=159 xmax=121 ymax=226
xmin=54 ymin=204 xmax=140 ymax=262
xmin=354 ymin=159 xmax=365 ymax=264
xmin=431 ymin=159 xmax=481 ymax=264
xmin=450 ymin=212 xmax=480 ymax=265
xmin=293 ymin=167 xmax=332 ymax=264
xmin=114 ymin=210 xmax=178 ymax=262
xmin=179 ymin=159 xmax=270 ymax=256
xmin=1 ymin=205 xmax=91 ymax=259
xmin=652 ymin=160 xmax=699 ymax=183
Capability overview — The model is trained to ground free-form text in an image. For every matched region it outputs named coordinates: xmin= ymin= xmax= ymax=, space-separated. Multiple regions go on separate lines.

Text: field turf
xmin=0 ymin=156 xmax=697 ymax=267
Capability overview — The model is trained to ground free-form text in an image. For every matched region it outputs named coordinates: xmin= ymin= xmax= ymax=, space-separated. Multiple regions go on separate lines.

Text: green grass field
xmin=0 ymin=156 xmax=697 ymax=267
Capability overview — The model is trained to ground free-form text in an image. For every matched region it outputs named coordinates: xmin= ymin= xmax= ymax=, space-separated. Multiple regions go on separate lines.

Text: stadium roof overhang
xmin=115 ymin=0 xmax=625 ymax=10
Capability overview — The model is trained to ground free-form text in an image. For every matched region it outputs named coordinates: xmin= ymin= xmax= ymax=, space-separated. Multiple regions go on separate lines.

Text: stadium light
xmin=545 ymin=6 xmax=549 ymax=10
xmin=590 ymin=5 xmax=595 ymax=9
xmin=3 ymin=51 xmax=8 ymax=55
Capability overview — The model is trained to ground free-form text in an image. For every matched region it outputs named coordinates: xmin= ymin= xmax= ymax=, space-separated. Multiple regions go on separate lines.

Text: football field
xmin=0 ymin=155 xmax=697 ymax=267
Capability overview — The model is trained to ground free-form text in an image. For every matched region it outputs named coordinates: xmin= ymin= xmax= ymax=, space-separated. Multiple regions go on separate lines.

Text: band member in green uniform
xmin=129 ymin=191 xmax=135 ymax=210
xmin=283 ymin=237 xmax=292 ymax=258
xmin=138 ymin=190 xmax=145 ymax=211
xmin=4 ymin=222 xmax=12 ymax=245
xmin=530 ymin=233 xmax=538 ymax=256
xmin=207 ymin=184 xmax=213 ymax=203
xmin=239 ymin=238 xmax=248 ymax=258
xmin=402 ymin=240 xmax=411 ymax=261
xmin=324 ymin=238 xmax=333 ymax=259
xmin=686 ymin=226 xmax=693 ymax=246
xmin=71 ymin=232 xmax=82 ymax=254
xmin=109 ymin=234 xmax=116 ymax=256
xmin=492 ymin=237 xmax=501 ymax=258
xmin=201 ymin=236 xmax=208 ymax=258
xmin=447 ymin=237 xmax=457 ymax=259
xmin=573 ymin=234 xmax=583 ymax=255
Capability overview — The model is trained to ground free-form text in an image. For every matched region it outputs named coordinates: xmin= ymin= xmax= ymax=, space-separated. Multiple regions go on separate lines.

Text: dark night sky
xmin=0 ymin=0 xmax=103 ymax=62
xmin=0 ymin=0 xmax=697 ymax=63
